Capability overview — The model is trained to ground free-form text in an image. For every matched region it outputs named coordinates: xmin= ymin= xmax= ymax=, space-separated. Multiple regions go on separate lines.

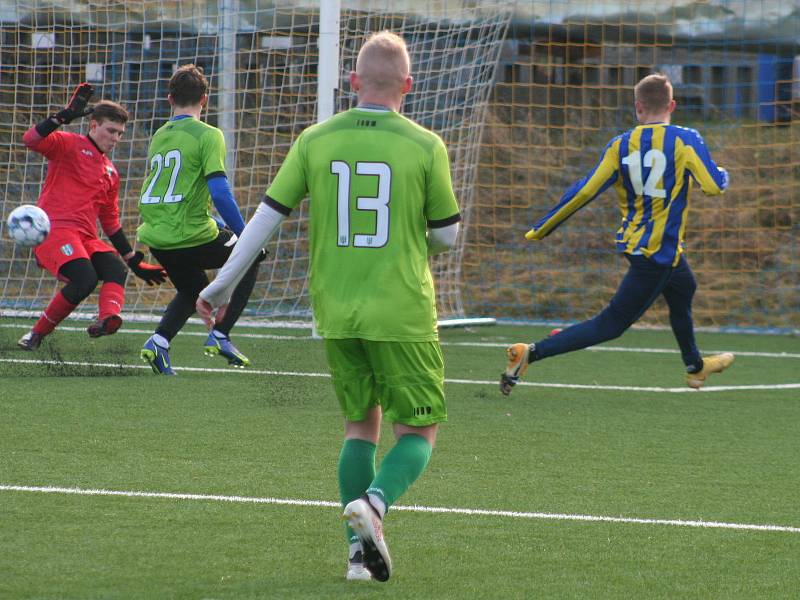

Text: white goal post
xmin=0 ymin=1 xmax=511 ymax=328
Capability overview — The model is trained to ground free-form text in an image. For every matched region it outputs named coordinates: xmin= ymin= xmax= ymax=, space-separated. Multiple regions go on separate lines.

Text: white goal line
xmin=1 ymin=322 xmax=798 ymax=359
xmin=1 ymin=357 xmax=798 ymax=393
xmin=0 ymin=311 xmax=494 ymax=330
xmin=1 ymin=484 xmax=797 ymax=534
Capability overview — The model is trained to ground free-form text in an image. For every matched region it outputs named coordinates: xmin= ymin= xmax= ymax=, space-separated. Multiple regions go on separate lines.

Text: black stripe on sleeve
xmin=35 ymin=118 xmax=60 ymax=138
xmin=205 ymin=171 xmax=227 ymax=181
xmin=263 ymin=195 xmax=293 ymax=216
xmin=427 ymin=213 xmax=462 ymax=229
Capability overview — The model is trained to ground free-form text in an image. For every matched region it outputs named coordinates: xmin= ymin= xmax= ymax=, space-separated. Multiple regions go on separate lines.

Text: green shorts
xmin=324 ymin=338 xmax=447 ymax=427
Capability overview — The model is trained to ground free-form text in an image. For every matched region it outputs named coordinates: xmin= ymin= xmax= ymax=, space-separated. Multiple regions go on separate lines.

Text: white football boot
xmin=343 ymin=497 xmax=392 ymax=582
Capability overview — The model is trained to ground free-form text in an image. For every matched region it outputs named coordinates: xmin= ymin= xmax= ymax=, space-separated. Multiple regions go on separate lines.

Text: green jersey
xmin=137 ymin=116 xmax=225 ymax=250
xmin=266 ymin=108 xmax=460 ymax=342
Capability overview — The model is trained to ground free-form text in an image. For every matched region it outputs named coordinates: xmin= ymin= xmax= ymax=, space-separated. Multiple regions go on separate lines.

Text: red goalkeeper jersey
xmin=23 ymin=128 xmax=122 ymax=239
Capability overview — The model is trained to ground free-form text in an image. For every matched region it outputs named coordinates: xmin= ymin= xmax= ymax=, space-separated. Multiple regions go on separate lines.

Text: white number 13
xmin=331 ymin=160 xmax=391 ymax=248
xmin=622 ymin=149 xmax=667 ymax=199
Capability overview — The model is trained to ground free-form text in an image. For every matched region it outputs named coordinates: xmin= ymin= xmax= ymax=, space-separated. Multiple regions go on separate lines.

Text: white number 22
xmin=140 ymin=150 xmax=184 ymax=204
xmin=622 ymin=149 xmax=667 ymax=198
xmin=331 ymin=160 xmax=391 ymax=248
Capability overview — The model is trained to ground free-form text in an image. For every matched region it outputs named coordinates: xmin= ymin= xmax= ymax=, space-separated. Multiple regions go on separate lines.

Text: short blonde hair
xmin=634 ymin=74 xmax=673 ymax=113
xmin=355 ymin=31 xmax=410 ymax=91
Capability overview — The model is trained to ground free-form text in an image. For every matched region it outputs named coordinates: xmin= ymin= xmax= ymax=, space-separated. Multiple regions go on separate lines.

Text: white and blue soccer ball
xmin=6 ymin=204 xmax=50 ymax=247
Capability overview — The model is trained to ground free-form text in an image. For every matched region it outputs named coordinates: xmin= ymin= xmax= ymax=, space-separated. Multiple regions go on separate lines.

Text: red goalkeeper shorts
xmin=35 ymin=228 xmax=115 ymax=279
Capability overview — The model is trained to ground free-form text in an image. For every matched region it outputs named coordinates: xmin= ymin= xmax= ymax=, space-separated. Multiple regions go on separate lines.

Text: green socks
xmin=338 ymin=438 xmax=377 ymax=543
xmin=367 ymin=434 xmax=432 ymax=512
xmin=339 ymin=434 xmax=433 ymax=543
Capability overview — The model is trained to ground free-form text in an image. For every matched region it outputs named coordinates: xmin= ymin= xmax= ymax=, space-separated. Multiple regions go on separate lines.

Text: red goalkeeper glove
xmin=53 ymin=83 xmax=95 ymax=124
xmin=127 ymin=251 xmax=167 ymax=286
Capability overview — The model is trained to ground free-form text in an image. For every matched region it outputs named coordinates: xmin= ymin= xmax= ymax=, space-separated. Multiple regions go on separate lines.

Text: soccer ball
xmin=6 ymin=204 xmax=51 ymax=247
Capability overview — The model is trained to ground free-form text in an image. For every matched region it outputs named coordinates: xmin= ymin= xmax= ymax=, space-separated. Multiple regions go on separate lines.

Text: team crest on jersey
xmin=105 ymin=165 xmax=115 ymax=177
xmin=60 ymin=244 xmax=74 ymax=256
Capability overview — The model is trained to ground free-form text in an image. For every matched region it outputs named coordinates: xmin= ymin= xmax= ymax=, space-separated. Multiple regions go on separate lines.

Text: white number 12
xmin=622 ymin=149 xmax=667 ymax=199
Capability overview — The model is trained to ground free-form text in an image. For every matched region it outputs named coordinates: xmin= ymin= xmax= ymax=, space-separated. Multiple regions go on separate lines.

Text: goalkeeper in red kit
xmin=17 ymin=83 xmax=166 ymax=351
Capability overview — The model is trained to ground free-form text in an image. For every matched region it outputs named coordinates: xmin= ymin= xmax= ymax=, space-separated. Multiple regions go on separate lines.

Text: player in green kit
xmin=137 ymin=64 xmax=261 ymax=375
xmin=196 ymin=32 xmax=461 ymax=582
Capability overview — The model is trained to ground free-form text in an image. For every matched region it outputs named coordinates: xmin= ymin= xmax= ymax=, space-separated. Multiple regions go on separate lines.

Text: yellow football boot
xmin=500 ymin=343 xmax=531 ymax=396
xmin=686 ymin=353 xmax=735 ymax=389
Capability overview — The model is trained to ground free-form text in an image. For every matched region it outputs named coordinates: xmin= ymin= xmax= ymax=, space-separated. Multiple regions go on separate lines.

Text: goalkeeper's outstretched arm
xmin=23 ymin=83 xmax=95 ymax=151
xmin=106 ymin=228 xmax=167 ymax=286
xmin=197 ymin=199 xmax=286 ymax=324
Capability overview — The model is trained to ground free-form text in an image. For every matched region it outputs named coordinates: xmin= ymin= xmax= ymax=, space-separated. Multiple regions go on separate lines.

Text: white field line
xmin=1 ymin=484 xmax=797 ymax=534
xmin=0 ymin=309 xmax=311 ymax=329
xmin=1 ymin=322 xmax=797 ymax=359
xmin=1 ymin=357 xmax=798 ymax=393
xmin=0 ymin=322 xmax=304 ymax=341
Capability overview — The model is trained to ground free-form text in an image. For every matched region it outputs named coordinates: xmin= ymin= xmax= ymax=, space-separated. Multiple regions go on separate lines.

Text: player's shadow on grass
xmin=0 ymin=334 xmax=143 ymax=377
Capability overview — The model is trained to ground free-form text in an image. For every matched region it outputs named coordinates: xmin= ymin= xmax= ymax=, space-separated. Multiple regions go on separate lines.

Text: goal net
xmin=3 ymin=2 xmax=798 ymax=332
xmin=0 ymin=0 xmax=511 ymax=325
xmin=466 ymin=3 xmax=799 ymax=333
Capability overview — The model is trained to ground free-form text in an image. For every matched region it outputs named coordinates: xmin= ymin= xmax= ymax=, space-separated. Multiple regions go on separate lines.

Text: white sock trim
xmin=348 ymin=542 xmax=362 ymax=560
xmin=367 ymin=493 xmax=386 ymax=519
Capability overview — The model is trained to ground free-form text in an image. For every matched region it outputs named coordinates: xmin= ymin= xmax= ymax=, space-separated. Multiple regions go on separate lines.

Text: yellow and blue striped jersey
xmin=526 ymin=124 xmax=728 ymax=266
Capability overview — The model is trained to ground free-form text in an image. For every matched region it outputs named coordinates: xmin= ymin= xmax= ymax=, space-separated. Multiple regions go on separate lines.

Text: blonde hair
xmin=634 ymin=73 xmax=673 ymax=114
xmin=355 ymin=31 xmax=410 ymax=91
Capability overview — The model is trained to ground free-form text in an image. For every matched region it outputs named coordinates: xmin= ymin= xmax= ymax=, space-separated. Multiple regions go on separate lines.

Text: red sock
xmin=98 ymin=282 xmax=125 ymax=319
xmin=32 ymin=291 xmax=77 ymax=336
